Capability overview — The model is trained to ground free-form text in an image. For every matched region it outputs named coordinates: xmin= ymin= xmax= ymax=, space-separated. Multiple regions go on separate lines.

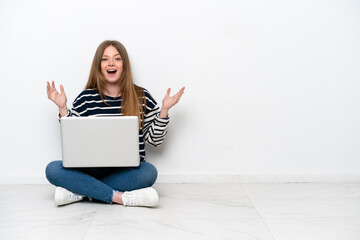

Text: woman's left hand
xmin=159 ymin=87 xmax=185 ymax=118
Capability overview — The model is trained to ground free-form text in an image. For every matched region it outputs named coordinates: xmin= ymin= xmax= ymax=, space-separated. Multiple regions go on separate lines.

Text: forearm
xmin=143 ymin=116 xmax=169 ymax=147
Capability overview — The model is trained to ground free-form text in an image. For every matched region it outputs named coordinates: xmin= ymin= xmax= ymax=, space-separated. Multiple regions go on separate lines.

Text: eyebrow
xmin=102 ymin=54 xmax=121 ymax=57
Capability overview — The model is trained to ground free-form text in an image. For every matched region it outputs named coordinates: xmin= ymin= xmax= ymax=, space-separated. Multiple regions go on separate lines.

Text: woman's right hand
xmin=47 ymin=81 xmax=68 ymax=116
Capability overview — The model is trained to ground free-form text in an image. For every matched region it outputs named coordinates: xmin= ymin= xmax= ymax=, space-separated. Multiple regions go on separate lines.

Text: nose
xmin=108 ymin=59 xmax=114 ymax=66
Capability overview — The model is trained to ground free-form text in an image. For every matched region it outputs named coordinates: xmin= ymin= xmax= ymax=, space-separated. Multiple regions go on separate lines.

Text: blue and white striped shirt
xmin=61 ymin=88 xmax=169 ymax=161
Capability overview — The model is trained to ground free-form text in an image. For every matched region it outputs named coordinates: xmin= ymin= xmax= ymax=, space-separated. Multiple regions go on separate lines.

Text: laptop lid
xmin=60 ymin=116 xmax=140 ymax=168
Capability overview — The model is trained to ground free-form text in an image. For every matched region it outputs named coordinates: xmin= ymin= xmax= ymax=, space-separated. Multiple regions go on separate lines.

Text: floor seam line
xmin=241 ymin=184 xmax=277 ymax=240
xmin=82 ymin=207 xmax=98 ymax=240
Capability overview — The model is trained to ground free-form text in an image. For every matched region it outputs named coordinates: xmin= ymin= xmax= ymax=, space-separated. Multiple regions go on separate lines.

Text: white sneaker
xmin=122 ymin=187 xmax=159 ymax=207
xmin=54 ymin=187 xmax=83 ymax=206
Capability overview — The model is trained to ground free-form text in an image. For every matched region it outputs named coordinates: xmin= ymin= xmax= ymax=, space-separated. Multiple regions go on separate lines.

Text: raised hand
xmin=159 ymin=87 xmax=185 ymax=118
xmin=46 ymin=81 xmax=68 ymax=117
xmin=47 ymin=81 xmax=67 ymax=108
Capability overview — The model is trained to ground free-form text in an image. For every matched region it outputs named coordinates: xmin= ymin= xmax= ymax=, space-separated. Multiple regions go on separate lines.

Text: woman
xmin=46 ymin=40 xmax=185 ymax=207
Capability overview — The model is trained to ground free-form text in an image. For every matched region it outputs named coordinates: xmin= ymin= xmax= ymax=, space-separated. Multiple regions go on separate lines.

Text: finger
xmin=46 ymin=81 xmax=50 ymax=92
xmin=51 ymin=81 xmax=58 ymax=93
xmin=60 ymin=84 xmax=65 ymax=95
xmin=166 ymin=88 xmax=171 ymax=97
xmin=174 ymin=87 xmax=185 ymax=103
xmin=179 ymin=86 xmax=185 ymax=95
xmin=47 ymin=81 xmax=54 ymax=95
xmin=175 ymin=86 xmax=185 ymax=95
xmin=177 ymin=87 xmax=185 ymax=99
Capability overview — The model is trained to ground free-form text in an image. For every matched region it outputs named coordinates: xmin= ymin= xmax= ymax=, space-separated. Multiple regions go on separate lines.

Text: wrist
xmin=159 ymin=108 xmax=169 ymax=118
xmin=59 ymin=106 xmax=68 ymax=117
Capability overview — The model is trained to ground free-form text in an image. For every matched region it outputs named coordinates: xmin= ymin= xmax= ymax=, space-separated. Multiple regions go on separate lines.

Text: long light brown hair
xmin=85 ymin=40 xmax=145 ymax=128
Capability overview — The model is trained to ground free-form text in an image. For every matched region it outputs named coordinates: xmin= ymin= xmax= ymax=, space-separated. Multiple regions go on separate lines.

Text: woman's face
xmin=101 ymin=45 xmax=123 ymax=84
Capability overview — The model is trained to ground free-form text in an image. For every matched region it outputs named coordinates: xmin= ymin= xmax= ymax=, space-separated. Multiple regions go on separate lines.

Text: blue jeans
xmin=45 ymin=161 xmax=158 ymax=204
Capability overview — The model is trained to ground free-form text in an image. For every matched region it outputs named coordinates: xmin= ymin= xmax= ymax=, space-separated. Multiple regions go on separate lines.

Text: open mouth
xmin=107 ymin=69 xmax=117 ymax=75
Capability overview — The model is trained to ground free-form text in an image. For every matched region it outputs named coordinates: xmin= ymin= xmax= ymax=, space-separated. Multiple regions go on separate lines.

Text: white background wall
xmin=0 ymin=0 xmax=359 ymax=183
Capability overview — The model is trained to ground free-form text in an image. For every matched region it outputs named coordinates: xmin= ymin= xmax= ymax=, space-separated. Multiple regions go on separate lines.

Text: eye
xmin=115 ymin=57 xmax=122 ymax=61
xmin=102 ymin=58 xmax=108 ymax=61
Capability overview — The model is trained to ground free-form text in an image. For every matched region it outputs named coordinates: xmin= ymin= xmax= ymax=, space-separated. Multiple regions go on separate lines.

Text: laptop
xmin=60 ymin=116 xmax=140 ymax=168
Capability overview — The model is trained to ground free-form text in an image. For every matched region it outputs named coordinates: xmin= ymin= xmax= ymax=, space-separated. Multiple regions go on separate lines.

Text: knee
xmin=45 ymin=160 xmax=63 ymax=185
xmin=140 ymin=162 xmax=158 ymax=187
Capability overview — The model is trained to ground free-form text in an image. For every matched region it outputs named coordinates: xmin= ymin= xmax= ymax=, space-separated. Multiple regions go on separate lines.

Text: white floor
xmin=0 ymin=183 xmax=360 ymax=240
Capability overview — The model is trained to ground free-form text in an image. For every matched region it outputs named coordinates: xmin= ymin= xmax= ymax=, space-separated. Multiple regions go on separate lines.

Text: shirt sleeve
xmin=57 ymin=107 xmax=80 ymax=121
xmin=142 ymin=90 xmax=170 ymax=147
xmin=57 ymin=92 xmax=84 ymax=121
